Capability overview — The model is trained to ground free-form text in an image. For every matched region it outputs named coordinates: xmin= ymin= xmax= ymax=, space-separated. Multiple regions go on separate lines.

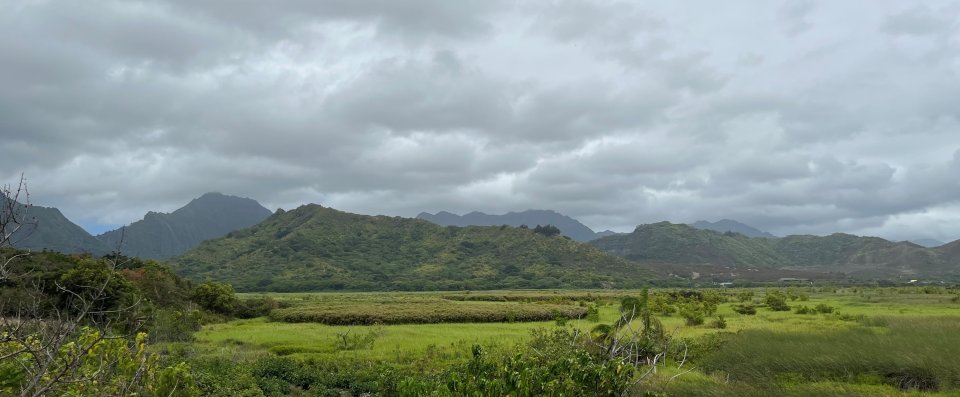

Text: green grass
xmin=701 ymin=317 xmax=960 ymax=390
xmin=185 ymin=287 xmax=960 ymax=394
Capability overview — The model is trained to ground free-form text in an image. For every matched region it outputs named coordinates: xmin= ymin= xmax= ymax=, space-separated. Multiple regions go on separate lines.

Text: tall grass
xmin=702 ymin=316 xmax=960 ymax=391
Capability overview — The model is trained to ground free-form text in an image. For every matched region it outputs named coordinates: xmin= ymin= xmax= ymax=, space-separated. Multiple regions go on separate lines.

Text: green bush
xmin=679 ymin=301 xmax=705 ymax=326
xmin=732 ymin=304 xmax=756 ymax=315
xmin=398 ymin=329 xmax=637 ymax=396
xmin=335 ymin=326 xmax=385 ymax=351
xmin=794 ymin=305 xmax=814 ymax=315
xmin=709 ymin=315 xmax=727 ymax=329
xmin=764 ymin=291 xmax=790 ymax=311
xmin=586 ymin=304 xmax=600 ymax=322
xmin=191 ymin=281 xmax=237 ymax=315
xmin=814 ymin=303 xmax=835 ymax=314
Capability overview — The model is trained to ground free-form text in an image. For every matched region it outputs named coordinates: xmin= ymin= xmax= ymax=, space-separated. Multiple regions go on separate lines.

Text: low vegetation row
xmin=268 ymin=301 xmax=589 ymax=325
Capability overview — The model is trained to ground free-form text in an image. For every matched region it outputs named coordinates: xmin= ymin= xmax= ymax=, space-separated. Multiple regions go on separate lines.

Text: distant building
xmin=778 ymin=278 xmax=811 ymax=285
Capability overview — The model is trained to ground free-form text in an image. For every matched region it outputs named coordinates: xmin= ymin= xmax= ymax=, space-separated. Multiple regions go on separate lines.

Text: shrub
xmin=585 ymin=304 xmax=600 ymax=322
xmin=553 ymin=310 xmax=569 ymax=326
xmin=335 ymin=326 xmax=385 ymax=351
xmin=732 ymin=304 xmax=756 ymax=315
xmin=764 ymin=291 xmax=790 ymax=311
xmin=794 ymin=305 xmax=814 ymax=315
xmin=814 ymin=303 xmax=835 ymax=314
xmin=398 ymin=328 xmax=637 ymax=396
xmin=148 ymin=309 xmax=202 ymax=342
xmin=191 ymin=281 xmax=237 ymax=315
xmin=234 ymin=296 xmax=283 ymax=318
xmin=679 ymin=301 xmax=705 ymax=326
xmin=709 ymin=316 xmax=727 ymax=329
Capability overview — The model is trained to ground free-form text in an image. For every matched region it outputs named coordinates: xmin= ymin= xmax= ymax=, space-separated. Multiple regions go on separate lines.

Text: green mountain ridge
xmin=1 ymin=194 xmax=110 ymax=255
xmin=590 ymin=222 xmax=960 ymax=279
xmin=97 ymin=192 xmax=272 ymax=259
xmin=173 ymin=204 xmax=656 ymax=292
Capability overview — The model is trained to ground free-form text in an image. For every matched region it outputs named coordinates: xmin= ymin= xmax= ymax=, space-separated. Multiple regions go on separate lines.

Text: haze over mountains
xmin=417 ymin=210 xmax=608 ymax=242
xmin=3 ymin=192 xmax=271 ymax=259
xmin=689 ymin=219 xmax=778 ymax=238
xmin=97 ymin=193 xmax=273 ymax=259
xmin=1 ymin=195 xmax=110 ymax=255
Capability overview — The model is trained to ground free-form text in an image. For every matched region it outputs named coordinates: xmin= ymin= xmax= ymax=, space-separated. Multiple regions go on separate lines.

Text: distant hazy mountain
xmin=1 ymin=194 xmax=109 ymax=254
xmin=175 ymin=205 xmax=653 ymax=291
xmin=417 ymin=210 xmax=602 ymax=242
xmin=590 ymin=221 xmax=959 ymax=279
xmin=594 ymin=230 xmax=624 ymax=239
xmin=97 ymin=192 xmax=272 ymax=259
xmin=910 ymin=239 xmax=946 ymax=248
xmin=690 ymin=219 xmax=777 ymax=238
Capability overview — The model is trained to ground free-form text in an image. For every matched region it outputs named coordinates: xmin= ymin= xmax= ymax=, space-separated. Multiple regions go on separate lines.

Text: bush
xmin=709 ymin=316 xmax=727 ymax=329
xmin=585 ymin=304 xmax=600 ymax=322
xmin=764 ymin=291 xmax=790 ymax=311
xmin=191 ymin=281 xmax=237 ymax=315
xmin=398 ymin=329 xmax=637 ymax=396
xmin=794 ymin=305 xmax=814 ymax=315
xmin=679 ymin=301 xmax=705 ymax=326
xmin=233 ymin=296 xmax=284 ymax=319
xmin=732 ymin=304 xmax=756 ymax=315
xmin=335 ymin=326 xmax=385 ymax=351
xmin=814 ymin=303 xmax=835 ymax=314
xmin=148 ymin=309 xmax=202 ymax=342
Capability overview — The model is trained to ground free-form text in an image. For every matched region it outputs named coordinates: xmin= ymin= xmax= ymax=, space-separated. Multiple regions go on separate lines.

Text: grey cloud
xmin=3 ymin=0 xmax=960 ymax=243
xmin=779 ymin=0 xmax=815 ymax=37
xmin=881 ymin=5 xmax=957 ymax=37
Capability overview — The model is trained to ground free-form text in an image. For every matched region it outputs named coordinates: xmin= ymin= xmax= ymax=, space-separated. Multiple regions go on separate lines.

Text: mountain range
xmin=1 ymin=197 xmax=111 ymax=255
xmin=589 ymin=222 xmax=959 ymax=280
xmin=174 ymin=205 xmax=653 ymax=291
xmin=97 ymin=192 xmax=272 ymax=259
xmin=689 ymin=219 xmax=778 ymax=238
xmin=2 ymin=192 xmax=271 ymax=259
xmin=5 ymin=191 xmax=959 ymax=287
xmin=417 ymin=210 xmax=610 ymax=241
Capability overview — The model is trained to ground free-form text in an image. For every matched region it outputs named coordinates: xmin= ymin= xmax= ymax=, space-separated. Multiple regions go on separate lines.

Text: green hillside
xmin=173 ymin=205 xmax=655 ymax=292
xmin=768 ymin=234 xmax=944 ymax=273
xmin=590 ymin=222 xmax=958 ymax=279
xmin=589 ymin=222 xmax=785 ymax=267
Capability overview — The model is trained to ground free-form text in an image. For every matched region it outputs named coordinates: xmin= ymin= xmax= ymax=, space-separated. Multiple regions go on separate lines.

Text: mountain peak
xmin=97 ymin=193 xmax=272 ymax=259
xmin=417 ymin=209 xmax=601 ymax=242
xmin=690 ymin=219 xmax=777 ymax=238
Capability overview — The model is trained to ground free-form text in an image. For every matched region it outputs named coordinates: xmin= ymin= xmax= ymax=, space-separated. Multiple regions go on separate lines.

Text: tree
xmin=0 ymin=176 xmax=196 ymax=396
xmin=192 ymin=281 xmax=238 ymax=314
xmin=532 ymin=224 xmax=561 ymax=237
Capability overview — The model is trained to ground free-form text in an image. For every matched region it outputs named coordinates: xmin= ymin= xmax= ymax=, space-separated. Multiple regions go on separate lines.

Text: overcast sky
xmin=2 ymin=0 xmax=960 ymax=242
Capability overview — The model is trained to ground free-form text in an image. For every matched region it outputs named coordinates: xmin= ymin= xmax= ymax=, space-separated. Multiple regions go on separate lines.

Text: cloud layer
xmin=3 ymin=0 xmax=959 ymax=241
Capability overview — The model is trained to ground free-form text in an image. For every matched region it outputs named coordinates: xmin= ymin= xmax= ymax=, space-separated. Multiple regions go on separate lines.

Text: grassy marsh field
xmin=171 ymin=287 xmax=960 ymax=396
